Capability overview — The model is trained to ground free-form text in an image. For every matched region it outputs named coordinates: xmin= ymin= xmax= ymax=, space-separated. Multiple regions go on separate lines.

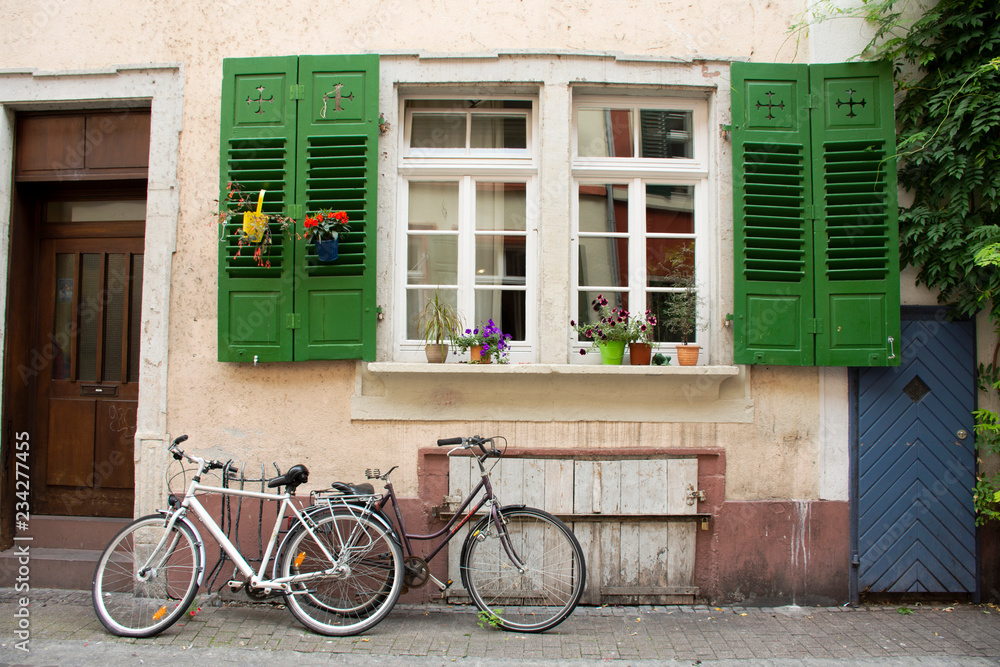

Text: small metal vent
xmin=903 ymin=375 xmax=931 ymax=404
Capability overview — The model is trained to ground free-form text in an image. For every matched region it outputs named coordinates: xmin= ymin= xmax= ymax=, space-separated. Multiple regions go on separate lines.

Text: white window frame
xmin=395 ymin=95 xmax=538 ymax=363
xmin=571 ymin=95 xmax=711 ymax=364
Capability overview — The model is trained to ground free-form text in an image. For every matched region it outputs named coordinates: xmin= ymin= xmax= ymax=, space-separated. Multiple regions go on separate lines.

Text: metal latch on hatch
xmin=685 ymin=484 xmax=707 ymax=506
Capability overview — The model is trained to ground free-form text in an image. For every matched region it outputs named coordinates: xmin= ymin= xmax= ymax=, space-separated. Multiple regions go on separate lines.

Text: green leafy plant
xmin=476 ymin=608 xmax=504 ymax=629
xmin=653 ymin=245 xmax=703 ymax=345
xmin=415 ymin=290 xmax=462 ymax=347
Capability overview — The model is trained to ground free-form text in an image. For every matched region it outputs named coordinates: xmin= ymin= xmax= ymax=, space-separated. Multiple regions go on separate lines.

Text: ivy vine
xmin=796 ymin=0 xmax=1000 ymax=521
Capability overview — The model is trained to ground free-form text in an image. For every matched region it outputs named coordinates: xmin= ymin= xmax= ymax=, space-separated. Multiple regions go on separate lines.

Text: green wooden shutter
xmin=293 ymin=55 xmax=379 ymax=361
xmin=732 ymin=63 xmax=815 ymax=365
xmin=218 ymin=56 xmax=297 ymax=362
xmin=811 ymin=62 xmax=900 ymax=366
xmin=732 ymin=61 xmax=900 ymax=366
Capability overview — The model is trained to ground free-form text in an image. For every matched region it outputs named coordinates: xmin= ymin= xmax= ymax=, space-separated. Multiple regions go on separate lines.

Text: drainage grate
xmin=903 ymin=375 xmax=931 ymax=403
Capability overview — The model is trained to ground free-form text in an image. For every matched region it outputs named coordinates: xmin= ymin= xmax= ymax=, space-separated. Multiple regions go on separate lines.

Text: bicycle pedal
xmin=227 ymin=580 xmax=244 ymax=592
xmin=438 ymin=579 xmax=453 ymax=592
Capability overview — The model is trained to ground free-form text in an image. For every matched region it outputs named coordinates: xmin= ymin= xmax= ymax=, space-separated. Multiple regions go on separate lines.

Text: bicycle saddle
xmin=332 ymin=481 xmax=375 ymax=495
xmin=267 ymin=464 xmax=309 ymax=492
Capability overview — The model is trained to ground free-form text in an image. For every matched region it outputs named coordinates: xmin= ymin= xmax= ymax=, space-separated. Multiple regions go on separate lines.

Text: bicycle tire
xmin=279 ymin=510 xmax=403 ymax=635
xmin=92 ymin=514 xmax=201 ymax=638
xmin=460 ymin=506 xmax=586 ymax=632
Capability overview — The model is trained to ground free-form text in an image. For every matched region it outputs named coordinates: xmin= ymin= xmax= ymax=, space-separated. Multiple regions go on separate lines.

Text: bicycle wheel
xmin=92 ymin=514 xmax=201 ymax=637
xmin=461 ymin=507 xmax=586 ymax=632
xmin=279 ymin=510 xmax=403 ymax=635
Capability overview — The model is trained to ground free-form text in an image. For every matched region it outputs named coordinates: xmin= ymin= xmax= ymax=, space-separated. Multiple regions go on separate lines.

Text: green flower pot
xmin=598 ymin=340 xmax=626 ymax=365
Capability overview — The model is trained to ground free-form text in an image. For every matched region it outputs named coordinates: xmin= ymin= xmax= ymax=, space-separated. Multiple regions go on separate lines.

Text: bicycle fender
xmin=157 ymin=510 xmax=207 ymax=586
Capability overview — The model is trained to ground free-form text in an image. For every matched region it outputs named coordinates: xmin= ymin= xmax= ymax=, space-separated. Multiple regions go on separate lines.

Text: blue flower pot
xmin=315 ymin=236 xmax=339 ymax=262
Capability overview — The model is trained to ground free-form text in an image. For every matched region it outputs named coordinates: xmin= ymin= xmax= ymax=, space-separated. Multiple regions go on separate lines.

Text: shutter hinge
xmin=808 ymin=318 xmax=823 ymax=334
xmin=287 ymin=204 xmax=304 ymax=219
xmin=807 ymin=92 xmax=821 ymax=109
xmin=719 ymin=124 xmax=733 ymax=140
xmin=286 ymin=313 xmax=302 ymax=330
xmin=803 ymin=204 xmax=815 ymax=220
xmin=289 ymin=84 xmax=305 ymax=100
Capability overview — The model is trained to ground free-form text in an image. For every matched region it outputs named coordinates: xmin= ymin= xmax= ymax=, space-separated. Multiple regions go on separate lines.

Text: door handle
xmin=81 ymin=384 xmax=118 ymax=397
xmin=887 ymin=336 xmax=896 ymax=360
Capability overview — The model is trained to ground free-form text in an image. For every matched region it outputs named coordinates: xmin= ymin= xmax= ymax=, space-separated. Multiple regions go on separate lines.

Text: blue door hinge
xmin=286 ymin=313 xmax=302 ymax=330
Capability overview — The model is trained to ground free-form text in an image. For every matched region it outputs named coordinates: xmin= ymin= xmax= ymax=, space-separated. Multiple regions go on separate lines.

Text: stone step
xmin=0 ymin=546 xmax=103 ymax=590
xmin=15 ymin=515 xmax=131 ymax=551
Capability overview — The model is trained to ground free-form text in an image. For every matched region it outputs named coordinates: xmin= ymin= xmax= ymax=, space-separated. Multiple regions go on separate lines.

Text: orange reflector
xmin=153 ymin=606 xmax=167 ymax=621
xmin=295 ymin=552 xmax=305 ymax=567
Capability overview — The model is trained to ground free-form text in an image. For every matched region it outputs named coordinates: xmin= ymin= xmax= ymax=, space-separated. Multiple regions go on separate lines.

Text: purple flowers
xmin=454 ymin=318 xmax=513 ymax=363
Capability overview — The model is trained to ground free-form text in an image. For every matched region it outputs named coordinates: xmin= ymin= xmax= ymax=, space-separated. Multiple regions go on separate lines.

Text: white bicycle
xmin=91 ymin=435 xmax=403 ymax=637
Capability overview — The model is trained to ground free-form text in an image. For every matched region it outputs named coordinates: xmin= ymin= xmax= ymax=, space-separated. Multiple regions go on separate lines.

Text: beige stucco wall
xmin=0 ymin=0 xmax=842 ymax=515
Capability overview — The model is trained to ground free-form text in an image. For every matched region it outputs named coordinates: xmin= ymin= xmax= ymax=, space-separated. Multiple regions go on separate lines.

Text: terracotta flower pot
xmin=629 ymin=342 xmax=652 ymax=365
xmin=676 ymin=344 xmax=701 ymax=366
xmin=425 ymin=343 xmax=449 ymax=363
xmin=470 ymin=345 xmax=491 ymax=364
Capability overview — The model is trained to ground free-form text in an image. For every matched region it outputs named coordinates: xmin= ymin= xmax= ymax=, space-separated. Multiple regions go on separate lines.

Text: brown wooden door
xmin=33 ymin=233 xmax=144 ymax=517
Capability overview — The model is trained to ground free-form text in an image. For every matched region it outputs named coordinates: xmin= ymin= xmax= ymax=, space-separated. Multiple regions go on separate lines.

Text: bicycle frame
xmin=373 ymin=453 xmax=526 ymax=588
xmin=143 ymin=470 xmax=348 ymax=595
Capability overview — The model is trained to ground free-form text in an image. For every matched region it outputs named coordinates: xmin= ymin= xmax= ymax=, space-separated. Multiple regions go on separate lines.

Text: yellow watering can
xmin=242 ymin=189 xmax=267 ymax=243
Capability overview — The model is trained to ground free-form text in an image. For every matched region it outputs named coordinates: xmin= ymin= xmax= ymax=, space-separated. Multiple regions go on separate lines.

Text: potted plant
xmin=304 ymin=209 xmax=350 ymax=262
xmin=625 ymin=308 xmax=658 ymax=365
xmin=570 ymin=295 xmax=632 ymax=364
xmin=657 ymin=245 xmax=703 ymax=366
xmin=454 ymin=319 xmax=512 ymax=364
xmin=415 ymin=290 xmax=462 ymax=363
xmin=217 ymin=182 xmax=294 ymax=268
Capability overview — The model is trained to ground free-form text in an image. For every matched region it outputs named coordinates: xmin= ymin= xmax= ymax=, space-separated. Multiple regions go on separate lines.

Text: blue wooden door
xmin=856 ymin=317 xmax=976 ymax=593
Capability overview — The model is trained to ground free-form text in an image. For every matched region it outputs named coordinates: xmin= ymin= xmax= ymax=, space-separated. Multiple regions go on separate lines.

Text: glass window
xmin=573 ymin=97 xmax=707 ymax=361
xmin=399 ymin=98 xmax=536 ymax=361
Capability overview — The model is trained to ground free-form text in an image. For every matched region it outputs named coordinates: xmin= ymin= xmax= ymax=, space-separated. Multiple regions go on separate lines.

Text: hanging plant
xmin=216 ymin=182 xmax=294 ymax=268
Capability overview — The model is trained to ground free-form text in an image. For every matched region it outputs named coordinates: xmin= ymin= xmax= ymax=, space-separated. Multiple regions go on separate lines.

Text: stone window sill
xmin=351 ymin=362 xmax=752 ymax=423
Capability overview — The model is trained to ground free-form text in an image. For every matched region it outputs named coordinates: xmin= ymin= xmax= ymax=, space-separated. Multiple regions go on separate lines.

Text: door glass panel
xmin=129 ymin=255 xmax=143 ymax=383
xmin=52 ymin=254 xmax=75 ymax=380
xmin=102 ymin=254 xmax=127 ymax=382
xmin=46 ymin=200 xmax=146 ymax=222
xmin=78 ymin=254 xmax=101 ymax=381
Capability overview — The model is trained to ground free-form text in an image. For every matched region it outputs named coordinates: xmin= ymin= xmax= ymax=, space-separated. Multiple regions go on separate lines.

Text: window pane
xmin=579 ymin=184 xmax=627 ymax=233
xmin=410 ymin=113 xmax=466 ymax=150
xmin=409 ymin=182 xmax=459 ymax=231
xmin=649 ymin=292 xmax=699 ymax=343
xmin=46 ymin=200 xmax=146 ymax=222
xmin=576 ymin=290 xmax=630 ymax=341
xmin=78 ymin=253 xmax=101 ymax=381
xmin=406 ymin=288 xmax=458 ymax=340
xmin=579 ymin=237 xmax=628 ymax=287
xmin=476 ymin=236 xmax=526 ymax=285
xmin=640 ymin=110 xmax=692 ymax=159
xmin=476 ymin=182 xmax=526 ymax=231
xmin=475 ymin=290 xmax=526 ymax=341
xmin=646 ymin=185 xmax=694 ymax=234
xmin=470 ymin=115 xmax=527 ymax=150
xmin=407 ymin=234 xmax=458 ymax=285
xmin=52 ymin=254 xmax=75 ymax=380
xmin=648 ymin=239 xmax=695 ymax=287
xmin=102 ymin=254 xmax=128 ymax=383
xmin=577 ymin=108 xmax=633 ymax=158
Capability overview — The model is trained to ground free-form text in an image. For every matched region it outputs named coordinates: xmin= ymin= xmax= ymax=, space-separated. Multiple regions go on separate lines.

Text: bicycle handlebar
xmin=436 ymin=435 xmax=502 ymax=458
xmin=168 ymin=434 xmax=237 ymax=476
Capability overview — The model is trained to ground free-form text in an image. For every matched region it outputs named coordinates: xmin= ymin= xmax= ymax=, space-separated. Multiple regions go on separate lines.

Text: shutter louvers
xmin=218 ymin=57 xmax=297 ymax=362
xmin=294 ymin=55 xmax=379 ymax=361
xmin=812 ymin=62 xmax=900 ymax=366
xmin=732 ymin=63 xmax=815 ymax=365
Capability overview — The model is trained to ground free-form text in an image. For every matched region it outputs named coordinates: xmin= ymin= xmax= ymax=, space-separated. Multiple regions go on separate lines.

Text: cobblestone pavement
xmin=1 ymin=588 xmax=999 ymax=665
